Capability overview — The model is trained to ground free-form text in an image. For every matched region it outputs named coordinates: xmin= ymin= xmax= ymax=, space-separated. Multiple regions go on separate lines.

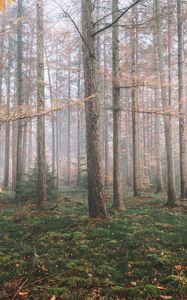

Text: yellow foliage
xmin=0 ymin=0 xmax=15 ymax=12
xmin=0 ymin=0 xmax=5 ymax=12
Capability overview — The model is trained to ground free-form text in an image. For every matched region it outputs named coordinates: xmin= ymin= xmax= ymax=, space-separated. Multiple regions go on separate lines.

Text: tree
xmin=82 ymin=0 xmax=107 ymax=217
xmin=67 ymin=52 xmax=71 ymax=185
xmin=131 ymin=2 xmax=141 ymax=196
xmin=112 ymin=0 xmax=124 ymax=209
xmin=154 ymin=0 xmax=176 ymax=207
xmin=177 ymin=0 xmax=187 ymax=200
xmin=36 ymin=0 xmax=46 ymax=207
xmin=153 ymin=31 xmax=163 ymax=193
xmin=15 ymin=0 xmax=23 ymax=202
xmin=3 ymin=34 xmax=11 ymax=188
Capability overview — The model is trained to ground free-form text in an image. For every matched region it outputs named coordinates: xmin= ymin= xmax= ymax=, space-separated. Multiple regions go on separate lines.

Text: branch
xmin=94 ymin=7 xmax=128 ymax=26
xmin=53 ymin=0 xmax=94 ymax=58
xmin=0 ymin=94 xmax=95 ymax=124
xmin=93 ymin=0 xmax=144 ymax=36
xmin=0 ymin=93 xmax=186 ymax=126
xmin=0 ymin=18 xmax=21 ymax=34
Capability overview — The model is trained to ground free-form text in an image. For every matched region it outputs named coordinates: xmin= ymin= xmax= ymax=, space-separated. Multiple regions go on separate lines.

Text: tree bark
xmin=46 ymin=53 xmax=56 ymax=176
xmin=0 ymin=15 xmax=5 ymax=104
xmin=153 ymin=31 xmax=163 ymax=192
xmin=82 ymin=0 xmax=107 ymax=217
xmin=15 ymin=0 xmax=23 ymax=201
xmin=154 ymin=0 xmax=176 ymax=207
xmin=131 ymin=3 xmax=141 ymax=196
xmin=4 ymin=35 xmax=11 ymax=189
xmin=177 ymin=0 xmax=187 ymax=200
xmin=67 ymin=52 xmax=71 ymax=185
xmin=112 ymin=0 xmax=124 ymax=209
xmin=36 ymin=0 xmax=46 ymax=207
xmin=103 ymin=33 xmax=109 ymax=188
xmin=77 ymin=49 xmax=81 ymax=187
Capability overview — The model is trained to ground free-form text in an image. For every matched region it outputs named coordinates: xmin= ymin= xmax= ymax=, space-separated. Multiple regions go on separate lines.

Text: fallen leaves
xmin=156 ymin=286 xmax=167 ymax=290
xmin=174 ymin=265 xmax=184 ymax=271
xmin=18 ymin=290 xmax=29 ymax=298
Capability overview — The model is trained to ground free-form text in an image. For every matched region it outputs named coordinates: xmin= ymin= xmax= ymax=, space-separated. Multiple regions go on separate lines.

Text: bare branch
xmin=53 ymin=0 xmax=95 ymax=58
xmin=0 ymin=18 xmax=21 ymax=34
xmin=93 ymin=0 xmax=144 ymax=36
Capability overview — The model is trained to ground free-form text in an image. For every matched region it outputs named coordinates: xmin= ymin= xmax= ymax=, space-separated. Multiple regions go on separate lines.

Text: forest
xmin=0 ymin=0 xmax=187 ymax=299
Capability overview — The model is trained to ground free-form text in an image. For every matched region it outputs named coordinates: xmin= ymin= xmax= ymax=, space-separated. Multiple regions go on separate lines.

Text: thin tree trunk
xmin=153 ymin=32 xmax=163 ymax=193
xmin=46 ymin=54 xmax=56 ymax=176
xmin=112 ymin=0 xmax=124 ymax=209
xmin=103 ymin=33 xmax=109 ymax=188
xmin=154 ymin=0 xmax=176 ymax=207
xmin=55 ymin=44 xmax=59 ymax=188
xmin=167 ymin=0 xmax=176 ymax=193
xmin=131 ymin=4 xmax=141 ymax=196
xmin=28 ymin=120 xmax=33 ymax=168
xmin=22 ymin=123 xmax=28 ymax=177
xmin=0 ymin=15 xmax=5 ymax=104
xmin=36 ymin=0 xmax=46 ymax=207
xmin=77 ymin=50 xmax=81 ymax=186
xmin=67 ymin=53 xmax=71 ymax=185
xmin=15 ymin=0 xmax=23 ymax=201
xmin=4 ymin=35 xmax=11 ymax=189
xmin=177 ymin=0 xmax=187 ymax=200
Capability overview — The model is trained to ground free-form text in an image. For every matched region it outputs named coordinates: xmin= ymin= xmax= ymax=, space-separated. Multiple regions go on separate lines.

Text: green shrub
xmin=16 ymin=165 xmax=58 ymax=202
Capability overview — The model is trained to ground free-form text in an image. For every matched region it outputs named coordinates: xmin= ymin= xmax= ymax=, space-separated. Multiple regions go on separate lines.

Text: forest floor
xmin=0 ymin=189 xmax=186 ymax=300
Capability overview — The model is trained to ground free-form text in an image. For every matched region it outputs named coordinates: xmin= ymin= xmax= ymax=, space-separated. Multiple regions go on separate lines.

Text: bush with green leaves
xmin=16 ymin=165 xmax=58 ymax=202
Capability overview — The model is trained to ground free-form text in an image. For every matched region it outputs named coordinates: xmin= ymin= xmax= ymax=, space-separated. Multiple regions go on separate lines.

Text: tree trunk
xmin=28 ymin=120 xmax=33 ymax=168
xmin=131 ymin=4 xmax=141 ymax=196
xmin=46 ymin=54 xmax=56 ymax=176
xmin=15 ymin=0 xmax=23 ymax=201
xmin=154 ymin=0 xmax=176 ymax=207
xmin=4 ymin=35 xmax=11 ymax=189
xmin=67 ymin=53 xmax=71 ymax=185
xmin=36 ymin=0 xmax=46 ymax=207
xmin=103 ymin=33 xmax=109 ymax=188
xmin=0 ymin=15 xmax=4 ymax=104
xmin=112 ymin=0 xmax=124 ymax=209
xmin=77 ymin=50 xmax=81 ymax=186
xmin=153 ymin=30 xmax=163 ymax=192
xmin=82 ymin=0 xmax=107 ymax=217
xmin=177 ymin=0 xmax=187 ymax=200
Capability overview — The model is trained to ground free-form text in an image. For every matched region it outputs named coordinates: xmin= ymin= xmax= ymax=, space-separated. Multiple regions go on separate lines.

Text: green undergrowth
xmin=0 ymin=190 xmax=186 ymax=299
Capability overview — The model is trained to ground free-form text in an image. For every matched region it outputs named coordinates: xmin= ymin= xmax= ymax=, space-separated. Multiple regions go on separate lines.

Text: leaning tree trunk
xmin=82 ymin=0 xmax=107 ymax=217
xmin=112 ymin=0 xmax=124 ymax=209
xmin=177 ymin=0 xmax=187 ymax=200
xmin=154 ymin=0 xmax=176 ymax=207
xmin=36 ymin=0 xmax=46 ymax=207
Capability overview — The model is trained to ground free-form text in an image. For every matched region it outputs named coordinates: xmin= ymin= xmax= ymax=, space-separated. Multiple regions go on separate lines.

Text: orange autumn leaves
xmin=0 ymin=0 xmax=16 ymax=12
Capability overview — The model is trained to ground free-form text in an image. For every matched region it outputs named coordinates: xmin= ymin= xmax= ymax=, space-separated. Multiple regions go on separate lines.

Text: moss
xmin=0 ymin=190 xmax=186 ymax=299
xmin=163 ymin=275 xmax=187 ymax=286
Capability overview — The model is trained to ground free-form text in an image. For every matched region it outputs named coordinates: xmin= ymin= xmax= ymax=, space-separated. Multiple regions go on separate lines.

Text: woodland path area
xmin=0 ymin=190 xmax=186 ymax=300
